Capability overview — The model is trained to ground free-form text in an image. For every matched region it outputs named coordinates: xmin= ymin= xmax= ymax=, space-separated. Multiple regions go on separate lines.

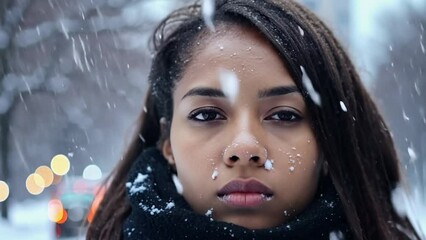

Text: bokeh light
xmin=33 ymin=173 xmax=45 ymax=188
xmin=0 ymin=181 xmax=10 ymax=202
xmin=35 ymin=166 xmax=54 ymax=188
xmin=57 ymin=209 xmax=68 ymax=224
xmin=68 ymin=207 xmax=85 ymax=222
xmin=50 ymin=154 xmax=70 ymax=176
xmin=82 ymin=164 xmax=102 ymax=180
xmin=26 ymin=174 xmax=44 ymax=195
xmin=48 ymin=199 xmax=64 ymax=222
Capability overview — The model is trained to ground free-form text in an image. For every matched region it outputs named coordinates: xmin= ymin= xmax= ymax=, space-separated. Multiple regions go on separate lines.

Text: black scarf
xmin=123 ymin=147 xmax=350 ymax=240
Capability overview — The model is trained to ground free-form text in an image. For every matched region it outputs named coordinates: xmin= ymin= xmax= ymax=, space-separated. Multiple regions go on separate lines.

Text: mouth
xmin=217 ymin=179 xmax=273 ymax=208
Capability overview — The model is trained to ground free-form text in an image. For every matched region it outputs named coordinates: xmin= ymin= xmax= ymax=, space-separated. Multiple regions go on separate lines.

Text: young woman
xmin=87 ymin=0 xmax=419 ymax=239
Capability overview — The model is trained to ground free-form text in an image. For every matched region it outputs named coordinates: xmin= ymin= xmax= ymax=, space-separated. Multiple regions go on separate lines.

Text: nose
xmin=223 ymin=131 xmax=268 ymax=167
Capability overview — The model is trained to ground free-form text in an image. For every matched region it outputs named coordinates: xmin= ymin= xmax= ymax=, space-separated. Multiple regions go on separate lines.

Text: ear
xmin=162 ymin=138 xmax=176 ymax=167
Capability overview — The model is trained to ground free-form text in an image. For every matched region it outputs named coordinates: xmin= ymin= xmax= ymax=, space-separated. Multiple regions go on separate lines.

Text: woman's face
xmin=162 ymin=25 xmax=321 ymax=229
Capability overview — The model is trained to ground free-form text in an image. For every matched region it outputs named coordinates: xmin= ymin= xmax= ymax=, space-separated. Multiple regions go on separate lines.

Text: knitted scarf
xmin=123 ymin=147 xmax=350 ymax=240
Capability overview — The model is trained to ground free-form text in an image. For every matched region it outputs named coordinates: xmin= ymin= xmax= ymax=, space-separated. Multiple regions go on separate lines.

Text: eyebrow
xmin=258 ymin=86 xmax=300 ymax=98
xmin=181 ymin=85 xmax=300 ymax=100
xmin=181 ymin=87 xmax=225 ymax=100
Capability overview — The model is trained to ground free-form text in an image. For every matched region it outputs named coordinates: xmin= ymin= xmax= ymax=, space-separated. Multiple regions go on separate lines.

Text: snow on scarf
xmin=123 ymin=147 xmax=350 ymax=240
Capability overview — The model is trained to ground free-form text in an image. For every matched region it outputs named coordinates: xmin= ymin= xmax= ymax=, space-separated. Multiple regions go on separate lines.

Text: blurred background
xmin=0 ymin=0 xmax=424 ymax=239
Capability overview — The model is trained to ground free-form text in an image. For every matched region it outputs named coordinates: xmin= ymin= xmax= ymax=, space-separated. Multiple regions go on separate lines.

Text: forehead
xmin=195 ymin=24 xmax=281 ymax=67
xmin=174 ymin=24 xmax=295 ymax=94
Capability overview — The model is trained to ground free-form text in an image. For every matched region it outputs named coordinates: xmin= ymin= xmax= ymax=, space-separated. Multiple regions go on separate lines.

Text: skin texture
xmin=163 ymin=25 xmax=321 ymax=229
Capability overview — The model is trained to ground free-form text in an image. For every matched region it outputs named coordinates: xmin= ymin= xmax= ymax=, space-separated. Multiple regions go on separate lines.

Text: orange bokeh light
xmin=57 ymin=209 xmax=68 ymax=224
xmin=0 ymin=181 xmax=9 ymax=202
xmin=35 ymin=166 xmax=54 ymax=188
xmin=26 ymin=174 xmax=44 ymax=195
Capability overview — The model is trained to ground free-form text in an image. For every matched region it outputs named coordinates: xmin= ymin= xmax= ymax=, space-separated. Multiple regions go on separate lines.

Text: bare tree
xmin=0 ymin=0 xmax=12 ymax=220
xmin=1 ymin=0 xmax=190 ymax=222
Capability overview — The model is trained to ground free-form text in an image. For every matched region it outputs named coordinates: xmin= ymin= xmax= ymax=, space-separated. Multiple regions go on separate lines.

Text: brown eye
xmin=188 ymin=108 xmax=226 ymax=122
xmin=265 ymin=110 xmax=302 ymax=122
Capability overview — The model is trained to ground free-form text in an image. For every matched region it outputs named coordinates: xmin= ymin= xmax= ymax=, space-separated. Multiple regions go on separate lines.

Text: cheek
xmin=170 ymin=127 xmax=219 ymax=193
xmin=272 ymin=145 xmax=319 ymax=184
xmin=169 ymin=117 xmax=224 ymax=169
xmin=268 ymin=129 xmax=320 ymax=196
xmin=271 ymin=127 xmax=319 ymax=168
xmin=284 ymin=141 xmax=318 ymax=172
xmin=172 ymin=147 xmax=217 ymax=214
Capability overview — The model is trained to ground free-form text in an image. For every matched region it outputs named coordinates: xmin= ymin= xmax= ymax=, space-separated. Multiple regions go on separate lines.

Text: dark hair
xmin=87 ymin=0 xmax=418 ymax=239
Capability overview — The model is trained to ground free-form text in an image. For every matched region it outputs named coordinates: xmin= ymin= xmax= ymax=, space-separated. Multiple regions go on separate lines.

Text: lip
xmin=217 ymin=179 xmax=273 ymax=208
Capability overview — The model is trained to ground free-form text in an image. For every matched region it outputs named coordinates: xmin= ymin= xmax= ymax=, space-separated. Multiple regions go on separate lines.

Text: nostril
xmin=230 ymin=155 xmax=239 ymax=162
xmin=251 ymin=156 xmax=260 ymax=162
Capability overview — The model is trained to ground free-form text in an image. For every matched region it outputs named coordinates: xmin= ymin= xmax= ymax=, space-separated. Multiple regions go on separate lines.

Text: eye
xmin=188 ymin=108 xmax=226 ymax=122
xmin=265 ymin=110 xmax=302 ymax=122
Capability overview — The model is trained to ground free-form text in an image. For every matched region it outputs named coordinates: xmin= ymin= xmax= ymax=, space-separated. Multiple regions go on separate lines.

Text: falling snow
xmin=403 ymin=110 xmax=410 ymax=121
xmin=219 ymin=68 xmax=240 ymax=104
xmin=202 ymin=0 xmax=215 ymax=32
xmin=172 ymin=174 xmax=184 ymax=195
xmin=329 ymin=230 xmax=344 ymax=240
xmin=339 ymin=101 xmax=347 ymax=112
xmin=139 ymin=134 xmax=146 ymax=143
xmin=391 ymin=184 xmax=426 ymax=238
xmin=300 ymin=66 xmax=321 ymax=106
xmin=407 ymin=147 xmax=417 ymax=162
xmin=298 ymin=25 xmax=304 ymax=36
